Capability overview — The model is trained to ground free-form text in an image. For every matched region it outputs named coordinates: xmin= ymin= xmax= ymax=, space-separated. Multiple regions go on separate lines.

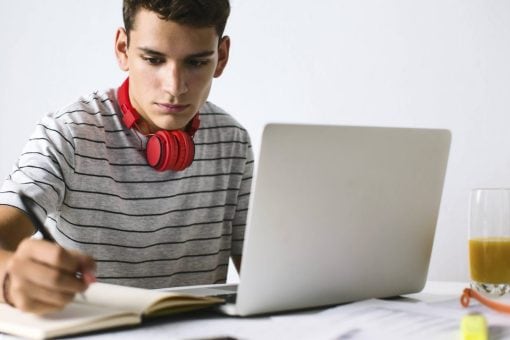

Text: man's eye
xmin=143 ymin=56 xmax=164 ymax=65
xmin=187 ymin=59 xmax=210 ymax=68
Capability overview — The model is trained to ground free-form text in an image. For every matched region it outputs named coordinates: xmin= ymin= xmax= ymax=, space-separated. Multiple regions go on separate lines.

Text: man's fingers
xmin=82 ymin=271 xmax=97 ymax=285
xmin=16 ymin=239 xmax=97 ymax=287
xmin=17 ymin=239 xmax=83 ymax=274
xmin=68 ymin=249 xmax=97 ymax=285
xmin=68 ymin=249 xmax=96 ymax=273
xmin=9 ymin=276 xmax=75 ymax=313
xmin=8 ymin=255 xmax=87 ymax=293
xmin=12 ymin=296 xmax=67 ymax=315
xmin=5 ymin=238 xmax=97 ymax=314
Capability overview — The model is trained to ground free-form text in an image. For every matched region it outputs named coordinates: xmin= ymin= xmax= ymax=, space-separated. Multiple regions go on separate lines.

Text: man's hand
xmin=3 ymin=238 xmax=96 ymax=315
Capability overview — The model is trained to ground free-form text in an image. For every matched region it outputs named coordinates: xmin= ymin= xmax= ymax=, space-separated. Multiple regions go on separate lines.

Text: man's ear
xmin=214 ymin=36 xmax=230 ymax=78
xmin=115 ymin=27 xmax=130 ymax=71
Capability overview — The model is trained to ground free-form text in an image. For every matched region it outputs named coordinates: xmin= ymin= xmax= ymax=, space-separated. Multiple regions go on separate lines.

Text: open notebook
xmin=0 ymin=282 xmax=222 ymax=339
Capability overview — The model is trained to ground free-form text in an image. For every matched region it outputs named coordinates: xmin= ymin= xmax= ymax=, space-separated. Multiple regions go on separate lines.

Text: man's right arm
xmin=0 ymin=205 xmax=35 ymax=251
xmin=0 ymin=205 xmax=96 ymax=314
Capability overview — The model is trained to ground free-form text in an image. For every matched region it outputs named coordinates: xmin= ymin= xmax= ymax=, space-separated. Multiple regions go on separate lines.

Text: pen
xmin=19 ymin=194 xmax=90 ymax=299
xmin=19 ymin=194 xmax=55 ymax=242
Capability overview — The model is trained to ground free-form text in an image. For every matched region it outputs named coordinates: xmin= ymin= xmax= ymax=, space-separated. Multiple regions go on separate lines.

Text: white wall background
xmin=2 ymin=0 xmax=510 ymax=282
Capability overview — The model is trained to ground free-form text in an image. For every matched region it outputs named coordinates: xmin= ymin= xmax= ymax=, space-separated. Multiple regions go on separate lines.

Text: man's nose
xmin=163 ymin=64 xmax=188 ymax=97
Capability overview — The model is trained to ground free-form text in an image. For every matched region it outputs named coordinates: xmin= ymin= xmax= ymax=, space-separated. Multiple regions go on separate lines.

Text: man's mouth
xmin=156 ymin=103 xmax=190 ymax=113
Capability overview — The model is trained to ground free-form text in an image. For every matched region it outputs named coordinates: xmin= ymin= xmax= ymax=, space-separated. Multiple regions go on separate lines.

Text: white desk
xmin=2 ymin=281 xmax=504 ymax=340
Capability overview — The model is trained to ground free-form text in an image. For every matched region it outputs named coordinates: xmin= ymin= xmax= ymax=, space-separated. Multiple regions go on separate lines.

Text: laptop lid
xmin=235 ymin=123 xmax=451 ymax=316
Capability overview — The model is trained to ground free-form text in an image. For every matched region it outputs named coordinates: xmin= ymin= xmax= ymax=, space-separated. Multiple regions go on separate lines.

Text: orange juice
xmin=469 ymin=237 xmax=510 ymax=283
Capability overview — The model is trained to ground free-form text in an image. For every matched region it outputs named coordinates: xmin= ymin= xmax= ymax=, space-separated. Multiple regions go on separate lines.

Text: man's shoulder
xmin=49 ymin=88 xmax=119 ymax=124
xmin=41 ymin=88 xmax=123 ymax=133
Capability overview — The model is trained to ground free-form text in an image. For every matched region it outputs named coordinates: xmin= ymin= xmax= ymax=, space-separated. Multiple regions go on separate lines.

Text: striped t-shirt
xmin=0 ymin=88 xmax=254 ymax=289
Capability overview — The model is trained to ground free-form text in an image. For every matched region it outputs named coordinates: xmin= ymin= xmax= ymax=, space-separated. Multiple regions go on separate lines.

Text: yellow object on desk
xmin=460 ymin=313 xmax=488 ymax=340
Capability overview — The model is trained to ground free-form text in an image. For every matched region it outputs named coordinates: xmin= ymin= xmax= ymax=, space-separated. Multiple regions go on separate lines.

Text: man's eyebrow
xmin=138 ymin=47 xmax=166 ymax=56
xmin=138 ymin=47 xmax=215 ymax=58
xmin=187 ymin=50 xmax=215 ymax=58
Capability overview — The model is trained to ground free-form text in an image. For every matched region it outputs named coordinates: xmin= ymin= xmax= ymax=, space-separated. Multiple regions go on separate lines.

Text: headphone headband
xmin=117 ymin=78 xmax=140 ymax=129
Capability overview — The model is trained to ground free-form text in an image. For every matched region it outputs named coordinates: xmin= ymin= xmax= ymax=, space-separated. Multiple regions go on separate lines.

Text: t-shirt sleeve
xmin=0 ymin=114 xmax=75 ymax=231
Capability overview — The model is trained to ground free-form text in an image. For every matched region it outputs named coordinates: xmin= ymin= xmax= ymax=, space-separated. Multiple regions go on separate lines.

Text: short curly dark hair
xmin=123 ymin=0 xmax=230 ymax=39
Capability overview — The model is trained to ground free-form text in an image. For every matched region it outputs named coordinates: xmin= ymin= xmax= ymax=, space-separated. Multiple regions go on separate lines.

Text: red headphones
xmin=117 ymin=78 xmax=200 ymax=172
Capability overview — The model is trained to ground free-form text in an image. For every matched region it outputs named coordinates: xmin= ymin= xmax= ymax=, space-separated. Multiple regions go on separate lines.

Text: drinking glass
xmin=469 ymin=188 xmax=510 ymax=296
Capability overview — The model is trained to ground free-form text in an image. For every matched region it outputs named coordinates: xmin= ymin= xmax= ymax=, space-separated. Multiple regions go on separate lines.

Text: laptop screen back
xmin=236 ymin=124 xmax=451 ymax=316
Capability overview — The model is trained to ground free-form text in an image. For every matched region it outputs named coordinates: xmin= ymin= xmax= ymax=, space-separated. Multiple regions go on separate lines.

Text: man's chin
xmin=150 ymin=112 xmax=197 ymax=132
xmin=154 ymin=121 xmax=186 ymax=132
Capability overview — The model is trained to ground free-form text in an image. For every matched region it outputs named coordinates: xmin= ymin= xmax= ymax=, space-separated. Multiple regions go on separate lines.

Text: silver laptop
xmin=166 ymin=123 xmax=451 ymax=316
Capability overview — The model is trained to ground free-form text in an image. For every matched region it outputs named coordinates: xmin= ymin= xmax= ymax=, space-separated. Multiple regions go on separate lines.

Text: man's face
xmin=115 ymin=9 xmax=229 ymax=132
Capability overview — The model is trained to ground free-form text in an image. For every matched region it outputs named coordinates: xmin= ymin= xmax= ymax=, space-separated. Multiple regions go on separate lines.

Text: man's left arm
xmin=230 ymin=132 xmax=254 ymax=276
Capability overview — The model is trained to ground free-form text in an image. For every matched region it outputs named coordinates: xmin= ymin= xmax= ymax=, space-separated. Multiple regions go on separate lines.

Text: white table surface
xmin=0 ymin=281 xmax=478 ymax=340
xmin=87 ymin=281 xmax=471 ymax=340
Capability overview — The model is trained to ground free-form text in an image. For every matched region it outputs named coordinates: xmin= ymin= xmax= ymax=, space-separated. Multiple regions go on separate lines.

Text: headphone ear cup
xmin=171 ymin=131 xmax=195 ymax=171
xmin=146 ymin=131 xmax=178 ymax=171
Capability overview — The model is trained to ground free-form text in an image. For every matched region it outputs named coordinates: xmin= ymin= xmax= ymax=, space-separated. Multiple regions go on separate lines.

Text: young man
xmin=0 ymin=0 xmax=253 ymax=315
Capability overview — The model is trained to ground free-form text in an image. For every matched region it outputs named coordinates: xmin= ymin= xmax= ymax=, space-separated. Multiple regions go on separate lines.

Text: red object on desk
xmin=461 ymin=288 xmax=510 ymax=313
